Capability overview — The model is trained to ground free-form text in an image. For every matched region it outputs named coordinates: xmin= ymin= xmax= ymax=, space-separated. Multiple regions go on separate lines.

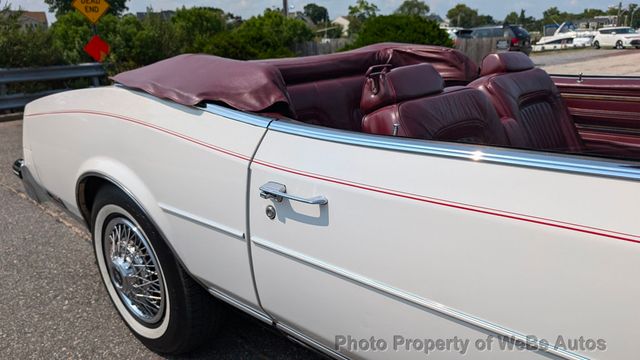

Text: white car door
xmin=603 ymin=30 xmax=615 ymax=47
xmin=248 ymin=121 xmax=640 ymax=359
xmin=596 ymin=31 xmax=607 ymax=47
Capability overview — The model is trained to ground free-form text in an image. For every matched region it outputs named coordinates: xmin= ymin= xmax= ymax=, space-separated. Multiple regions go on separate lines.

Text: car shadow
xmin=168 ymin=302 xmax=326 ymax=360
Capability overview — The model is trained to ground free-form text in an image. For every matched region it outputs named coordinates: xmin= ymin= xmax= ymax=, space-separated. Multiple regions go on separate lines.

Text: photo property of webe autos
xmin=13 ymin=43 xmax=640 ymax=359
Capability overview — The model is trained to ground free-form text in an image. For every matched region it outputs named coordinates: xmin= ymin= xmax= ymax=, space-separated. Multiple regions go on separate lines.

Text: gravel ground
xmin=0 ymin=120 xmax=322 ymax=359
xmin=533 ymin=48 xmax=640 ymax=75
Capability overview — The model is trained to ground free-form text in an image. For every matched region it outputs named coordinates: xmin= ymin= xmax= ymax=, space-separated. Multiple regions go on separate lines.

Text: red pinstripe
xmin=27 ymin=110 xmax=640 ymax=244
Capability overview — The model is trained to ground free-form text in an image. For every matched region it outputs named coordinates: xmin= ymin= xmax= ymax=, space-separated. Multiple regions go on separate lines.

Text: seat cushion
xmin=470 ymin=53 xmax=584 ymax=152
xmin=361 ymin=64 xmax=508 ymax=146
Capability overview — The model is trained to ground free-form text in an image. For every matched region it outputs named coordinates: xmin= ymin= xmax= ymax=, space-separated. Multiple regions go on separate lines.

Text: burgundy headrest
xmin=480 ymin=52 xmax=534 ymax=77
xmin=361 ymin=63 xmax=444 ymax=114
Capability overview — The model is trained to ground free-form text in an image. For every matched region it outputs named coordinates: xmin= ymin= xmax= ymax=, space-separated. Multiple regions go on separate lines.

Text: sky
xmin=8 ymin=0 xmax=625 ymax=24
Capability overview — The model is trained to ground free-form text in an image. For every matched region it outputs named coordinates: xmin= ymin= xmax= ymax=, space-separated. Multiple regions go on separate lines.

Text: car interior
xmin=261 ymin=44 xmax=640 ymax=161
xmin=113 ymin=43 xmax=640 ymax=161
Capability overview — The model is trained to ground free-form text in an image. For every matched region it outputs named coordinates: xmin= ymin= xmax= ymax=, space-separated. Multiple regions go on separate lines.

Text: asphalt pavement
xmin=0 ymin=120 xmax=322 ymax=359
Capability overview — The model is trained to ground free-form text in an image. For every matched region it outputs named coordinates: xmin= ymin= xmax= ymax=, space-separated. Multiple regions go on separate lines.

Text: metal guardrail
xmin=0 ymin=63 xmax=106 ymax=112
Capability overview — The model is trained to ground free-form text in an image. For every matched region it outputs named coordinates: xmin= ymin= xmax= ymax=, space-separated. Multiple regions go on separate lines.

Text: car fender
xmin=75 ymin=156 xmax=170 ymax=237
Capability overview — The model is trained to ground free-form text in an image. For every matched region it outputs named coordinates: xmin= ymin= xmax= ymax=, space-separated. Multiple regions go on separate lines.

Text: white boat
xmin=533 ymin=22 xmax=596 ymax=52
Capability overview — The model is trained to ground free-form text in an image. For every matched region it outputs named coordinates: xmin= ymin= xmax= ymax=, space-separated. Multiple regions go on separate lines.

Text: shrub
xmin=349 ymin=14 xmax=453 ymax=49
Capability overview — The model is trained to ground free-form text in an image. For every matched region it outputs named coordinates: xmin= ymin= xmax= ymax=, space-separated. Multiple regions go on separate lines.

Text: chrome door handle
xmin=259 ymin=182 xmax=328 ymax=205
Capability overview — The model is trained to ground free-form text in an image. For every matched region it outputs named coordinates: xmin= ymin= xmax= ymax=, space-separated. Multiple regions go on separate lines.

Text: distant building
xmin=7 ymin=11 xmax=48 ymax=29
xmin=136 ymin=10 xmax=176 ymax=21
xmin=288 ymin=11 xmax=315 ymax=27
xmin=332 ymin=16 xmax=350 ymax=37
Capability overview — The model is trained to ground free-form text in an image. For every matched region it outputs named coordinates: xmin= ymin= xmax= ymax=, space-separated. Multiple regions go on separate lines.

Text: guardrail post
xmin=0 ymin=84 xmax=6 ymax=96
xmin=91 ymin=76 xmax=100 ymax=87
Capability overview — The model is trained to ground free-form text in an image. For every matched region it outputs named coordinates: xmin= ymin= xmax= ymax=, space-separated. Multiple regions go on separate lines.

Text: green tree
xmin=44 ymin=0 xmax=129 ymax=17
xmin=447 ymin=4 xmax=479 ymax=28
xmin=205 ymin=9 xmax=313 ymax=59
xmin=303 ymin=3 xmax=329 ymax=24
xmin=129 ymin=11 xmax=179 ymax=65
xmin=172 ymin=7 xmax=227 ymax=53
xmin=348 ymin=0 xmax=379 ymax=20
xmin=0 ymin=7 xmax=63 ymax=68
xmin=518 ymin=9 xmax=526 ymax=24
xmin=347 ymin=0 xmax=379 ymax=35
xmin=476 ymin=15 xmax=496 ymax=26
xmin=395 ymin=0 xmax=430 ymax=17
xmin=349 ymin=14 xmax=452 ymax=48
xmin=504 ymin=11 xmax=519 ymax=25
xmin=542 ymin=6 xmax=571 ymax=24
xmin=50 ymin=11 xmax=95 ymax=64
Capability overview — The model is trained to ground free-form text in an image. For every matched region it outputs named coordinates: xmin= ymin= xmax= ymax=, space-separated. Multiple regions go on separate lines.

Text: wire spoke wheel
xmin=103 ymin=217 xmax=165 ymax=325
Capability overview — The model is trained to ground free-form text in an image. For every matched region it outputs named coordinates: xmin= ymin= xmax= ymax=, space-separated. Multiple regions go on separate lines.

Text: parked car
xmin=14 ymin=44 xmax=640 ymax=359
xmin=593 ymin=26 xmax=640 ymax=49
xmin=471 ymin=24 xmax=532 ymax=54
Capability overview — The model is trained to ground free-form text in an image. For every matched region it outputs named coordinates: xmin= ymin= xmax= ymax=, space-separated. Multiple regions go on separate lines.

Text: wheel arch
xmin=74 ymin=158 xmax=169 ymax=240
xmin=76 ymin=170 xmax=200 ymax=278
xmin=75 ymin=169 xmax=159 ymax=229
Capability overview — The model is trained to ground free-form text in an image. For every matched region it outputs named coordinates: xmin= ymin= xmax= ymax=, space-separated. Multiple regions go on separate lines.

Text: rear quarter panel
xmin=23 ymin=86 xmax=266 ymax=306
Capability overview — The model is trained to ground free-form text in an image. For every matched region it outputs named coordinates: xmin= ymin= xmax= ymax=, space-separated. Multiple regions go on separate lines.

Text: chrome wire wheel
xmin=103 ymin=217 xmax=166 ymax=325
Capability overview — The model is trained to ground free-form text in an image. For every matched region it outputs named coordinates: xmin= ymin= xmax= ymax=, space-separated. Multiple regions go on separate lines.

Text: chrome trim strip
xmin=561 ymin=93 xmax=640 ymax=103
xmin=203 ymin=103 xmax=272 ymax=128
xmin=158 ymin=202 xmax=245 ymax=241
xmin=576 ymin=123 xmax=640 ymax=136
xmin=551 ymin=74 xmax=640 ymax=80
xmin=206 ymin=286 xmax=273 ymax=325
xmin=277 ymin=323 xmax=350 ymax=360
xmin=252 ymin=237 xmax=587 ymax=360
xmin=268 ymin=120 xmax=640 ymax=182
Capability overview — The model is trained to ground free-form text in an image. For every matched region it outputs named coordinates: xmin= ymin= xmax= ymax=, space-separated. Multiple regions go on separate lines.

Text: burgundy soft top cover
xmin=111 ymin=43 xmax=478 ymax=115
xmin=111 ymin=54 xmax=293 ymax=114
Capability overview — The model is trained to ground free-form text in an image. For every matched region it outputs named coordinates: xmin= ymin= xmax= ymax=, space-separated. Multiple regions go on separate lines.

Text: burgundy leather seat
xmin=469 ymin=52 xmax=584 ymax=152
xmin=361 ymin=63 xmax=508 ymax=146
xmin=260 ymin=43 xmax=480 ymax=131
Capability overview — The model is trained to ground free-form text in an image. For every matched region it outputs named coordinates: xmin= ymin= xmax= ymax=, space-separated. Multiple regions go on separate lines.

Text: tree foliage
xmin=445 ymin=4 xmax=498 ymax=28
xmin=303 ymin=3 xmax=329 ymax=24
xmin=348 ymin=0 xmax=379 ymax=20
xmin=44 ymin=0 xmax=129 ymax=17
xmin=447 ymin=4 xmax=478 ymax=28
xmin=172 ymin=7 xmax=227 ymax=53
xmin=0 ymin=7 xmax=63 ymax=67
xmin=504 ymin=11 xmax=519 ymax=25
xmin=347 ymin=0 xmax=379 ymax=35
xmin=395 ymin=0 xmax=430 ymax=18
xmin=205 ymin=9 xmax=313 ymax=60
xmin=349 ymin=14 xmax=453 ymax=49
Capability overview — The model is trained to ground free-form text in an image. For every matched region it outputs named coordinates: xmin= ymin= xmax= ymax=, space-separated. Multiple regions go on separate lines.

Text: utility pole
xmin=618 ymin=1 xmax=623 ymax=26
xmin=283 ymin=0 xmax=289 ymax=17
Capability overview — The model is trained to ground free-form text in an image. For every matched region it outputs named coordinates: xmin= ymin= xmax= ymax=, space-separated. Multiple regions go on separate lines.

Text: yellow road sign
xmin=72 ymin=0 xmax=110 ymax=24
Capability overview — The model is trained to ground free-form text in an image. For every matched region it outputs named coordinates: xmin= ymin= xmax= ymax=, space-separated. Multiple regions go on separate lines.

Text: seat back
xmin=470 ymin=52 xmax=583 ymax=152
xmin=260 ymin=43 xmax=480 ymax=131
xmin=360 ymin=63 xmax=508 ymax=146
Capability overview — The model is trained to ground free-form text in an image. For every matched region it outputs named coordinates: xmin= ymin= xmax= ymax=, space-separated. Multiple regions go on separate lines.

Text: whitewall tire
xmin=91 ymin=185 xmax=220 ymax=354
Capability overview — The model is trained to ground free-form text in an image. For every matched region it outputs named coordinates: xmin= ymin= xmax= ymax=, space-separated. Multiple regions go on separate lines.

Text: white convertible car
xmin=13 ymin=44 xmax=640 ymax=359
